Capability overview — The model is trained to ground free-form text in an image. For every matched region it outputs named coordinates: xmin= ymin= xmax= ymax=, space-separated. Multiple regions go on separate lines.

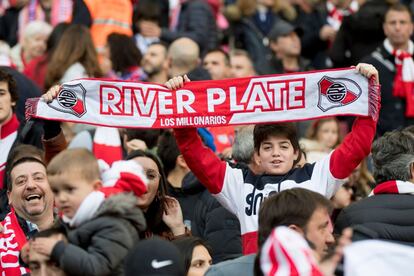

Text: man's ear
xmin=288 ymin=224 xmax=304 ymax=235
xmin=410 ymin=163 xmax=414 ymax=183
xmin=253 ymin=151 xmax=261 ymax=165
xmin=176 ymin=155 xmax=188 ymax=169
xmin=7 ymin=191 xmax=12 ymax=205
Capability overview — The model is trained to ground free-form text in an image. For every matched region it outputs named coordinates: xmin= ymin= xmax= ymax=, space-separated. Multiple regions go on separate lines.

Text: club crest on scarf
xmin=317 ymin=76 xmax=361 ymax=112
xmin=49 ymin=83 xmax=87 ymax=117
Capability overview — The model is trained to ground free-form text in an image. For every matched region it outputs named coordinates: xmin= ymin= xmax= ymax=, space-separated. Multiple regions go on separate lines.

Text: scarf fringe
xmin=25 ymin=97 xmax=40 ymax=121
xmin=368 ymin=79 xmax=381 ymax=122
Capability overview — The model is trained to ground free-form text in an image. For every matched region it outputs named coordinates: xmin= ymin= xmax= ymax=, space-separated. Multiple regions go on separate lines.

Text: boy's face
xmin=0 ymin=81 xmax=15 ymax=125
xmin=258 ymin=135 xmax=299 ymax=175
xmin=49 ymin=173 xmax=98 ymax=219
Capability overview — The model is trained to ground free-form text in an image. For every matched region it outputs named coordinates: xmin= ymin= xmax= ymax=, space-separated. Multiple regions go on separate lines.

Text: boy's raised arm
xmin=174 ymin=127 xmax=227 ymax=194
xmin=329 ymin=63 xmax=380 ymax=179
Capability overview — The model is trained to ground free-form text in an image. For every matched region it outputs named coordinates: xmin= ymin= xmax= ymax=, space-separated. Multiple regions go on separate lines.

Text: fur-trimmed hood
xmin=95 ymin=193 xmax=146 ymax=232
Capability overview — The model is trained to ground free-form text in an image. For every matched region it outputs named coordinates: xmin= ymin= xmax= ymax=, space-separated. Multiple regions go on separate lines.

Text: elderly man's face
xmin=8 ymin=162 xmax=53 ymax=220
xmin=23 ymin=33 xmax=48 ymax=61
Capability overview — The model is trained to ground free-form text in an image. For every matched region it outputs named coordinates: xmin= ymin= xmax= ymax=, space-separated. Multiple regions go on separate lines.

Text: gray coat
xmin=51 ymin=193 xmax=146 ymax=276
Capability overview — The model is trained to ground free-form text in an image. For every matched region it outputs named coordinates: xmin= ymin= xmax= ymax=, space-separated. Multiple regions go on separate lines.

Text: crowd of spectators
xmin=1 ymin=0 xmax=414 ymax=275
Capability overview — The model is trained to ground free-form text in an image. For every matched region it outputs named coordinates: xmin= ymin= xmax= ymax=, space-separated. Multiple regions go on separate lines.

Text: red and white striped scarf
xmin=92 ymin=127 xmax=122 ymax=166
xmin=0 ymin=209 xmax=29 ymax=276
xmin=260 ymin=226 xmax=322 ymax=276
xmin=384 ymin=39 xmax=414 ymax=117
xmin=0 ymin=114 xmax=19 ymax=189
xmin=369 ymin=180 xmax=414 ymax=196
xmin=326 ymin=0 xmax=358 ymax=31
xmin=25 ymin=67 xmax=381 ymax=129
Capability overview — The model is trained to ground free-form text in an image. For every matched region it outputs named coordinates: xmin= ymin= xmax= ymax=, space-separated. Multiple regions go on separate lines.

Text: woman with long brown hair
xmin=44 ymin=24 xmax=102 ymax=90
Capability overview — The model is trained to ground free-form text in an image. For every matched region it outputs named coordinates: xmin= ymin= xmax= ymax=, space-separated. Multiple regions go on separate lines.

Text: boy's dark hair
xmin=157 ymin=131 xmax=181 ymax=177
xmin=7 ymin=156 xmax=46 ymax=192
xmin=254 ymin=123 xmax=302 ymax=166
xmin=0 ymin=68 xmax=18 ymax=104
xmin=33 ymin=223 xmax=67 ymax=239
xmin=258 ymin=188 xmax=332 ymax=249
xmin=124 ymin=128 xmax=161 ymax=150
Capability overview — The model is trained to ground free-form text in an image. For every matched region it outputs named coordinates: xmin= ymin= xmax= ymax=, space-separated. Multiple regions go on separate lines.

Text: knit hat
xmin=124 ymin=237 xmax=185 ymax=276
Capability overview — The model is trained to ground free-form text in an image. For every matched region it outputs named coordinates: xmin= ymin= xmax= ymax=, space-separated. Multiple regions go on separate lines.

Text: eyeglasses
xmin=144 ymin=169 xmax=161 ymax=182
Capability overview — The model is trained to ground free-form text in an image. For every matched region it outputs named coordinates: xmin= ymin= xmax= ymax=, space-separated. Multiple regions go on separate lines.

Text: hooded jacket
xmin=51 ymin=193 xmax=146 ymax=276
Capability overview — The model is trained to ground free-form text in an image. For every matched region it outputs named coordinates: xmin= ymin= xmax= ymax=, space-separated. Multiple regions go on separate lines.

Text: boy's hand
xmin=164 ymin=75 xmax=191 ymax=90
xmin=355 ymin=63 xmax=379 ymax=85
xmin=42 ymin=85 xmax=61 ymax=103
xmin=30 ymin=235 xmax=63 ymax=257
xmin=162 ymin=196 xmax=186 ymax=236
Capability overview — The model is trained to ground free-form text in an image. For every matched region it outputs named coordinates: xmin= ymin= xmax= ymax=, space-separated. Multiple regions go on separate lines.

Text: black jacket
xmin=51 ymin=193 xmax=146 ymax=276
xmin=330 ymin=0 xmax=389 ymax=67
xmin=168 ymin=172 xmax=242 ymax=263
xmin=335 ymin=193 xmax=414 ymax=245
xmin=361 ymin=45 xmax=414 ymax=136
xmin=160 ymin=0 xmax=217 ymax=55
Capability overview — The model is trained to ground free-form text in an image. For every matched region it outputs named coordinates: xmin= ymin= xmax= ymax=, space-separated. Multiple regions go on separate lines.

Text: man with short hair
xmin=361 ymin=4 xmax=414 ymax=135
xmin=206 ymin=188 xmax=334 ymax=275
xmin=141 ymin=42 xmax=169 ymax=84
xmin=335 ymin=127 xmax=414 ymax=244
xmin=203 ymin=49 xmax=231 ymax=80
xmin=0 ymin=157 xmax=54 ymax=274
xmin=230 ymin=50 xmax=256 ymax=78
xmin=259 ymin=20 xmax=312 ymax=75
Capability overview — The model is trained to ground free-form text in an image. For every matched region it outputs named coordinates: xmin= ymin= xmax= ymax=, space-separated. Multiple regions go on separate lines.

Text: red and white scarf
xmin=25 ymin=67 xmax=380 ymax=129
xmin=384 ymin=39 xmax=414 ymax=117
xmin=0 ymin=209 xmax=29 ymax=276
xmin=369 ymin=180 xmax=414 ymax=196
xmin=0 ymin=114 xmax=19 ymax=189
xmin=260 ymin=226 xmax=322 ymax=276
xmin=326 ymin=0 xmax=358 ymax=31
xmin=93 ymin=127 xmax=122 ymax=166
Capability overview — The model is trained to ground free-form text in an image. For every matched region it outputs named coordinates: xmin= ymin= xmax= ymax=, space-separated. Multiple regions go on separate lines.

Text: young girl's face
xmin=316 ymin=120 xmax=339 ymax=149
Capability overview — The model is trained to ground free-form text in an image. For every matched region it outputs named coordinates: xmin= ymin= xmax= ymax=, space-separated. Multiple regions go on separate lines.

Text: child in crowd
xmin=167 ymin=63 xmax=380 ymax=254
xmin=30 ymin=148 xmax=147 ymax=276
xmin=300 ymin=117 xmax=341 ymax=163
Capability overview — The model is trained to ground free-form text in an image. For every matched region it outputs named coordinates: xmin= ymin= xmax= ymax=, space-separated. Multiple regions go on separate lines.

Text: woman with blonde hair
xmin=44 ymin=24 xmax=102 ymax=90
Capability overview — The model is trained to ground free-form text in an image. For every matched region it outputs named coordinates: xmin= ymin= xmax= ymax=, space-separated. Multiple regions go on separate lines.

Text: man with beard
xmin=0 ymin=156 xmax=54 ymax=275
xmin=141 ymin=42 xmax=169 ymax=84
